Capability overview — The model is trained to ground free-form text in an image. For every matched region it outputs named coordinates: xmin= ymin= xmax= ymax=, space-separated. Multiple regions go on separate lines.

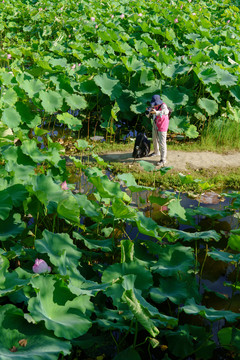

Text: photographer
xmin=147 ymin=95 xmax=169 ymax=166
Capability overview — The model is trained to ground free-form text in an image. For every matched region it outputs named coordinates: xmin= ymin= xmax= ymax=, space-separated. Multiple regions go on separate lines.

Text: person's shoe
xmin=156 ymin=160 xmax=167 ymax=167
xmin=149 ymin=152 xmax=160 ymax=157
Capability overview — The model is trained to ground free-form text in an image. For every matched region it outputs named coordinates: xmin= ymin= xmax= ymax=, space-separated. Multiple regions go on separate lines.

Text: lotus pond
xmin=0 ymin=0 xmax=240 ymax=359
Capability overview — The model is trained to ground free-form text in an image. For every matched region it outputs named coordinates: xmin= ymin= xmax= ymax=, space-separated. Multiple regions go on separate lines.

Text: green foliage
xmin=0 ymin=0 xmax=239 ymax=359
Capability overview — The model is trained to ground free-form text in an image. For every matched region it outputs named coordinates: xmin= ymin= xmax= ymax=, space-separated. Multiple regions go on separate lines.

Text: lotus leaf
xmin=150 ymin=244 xmax=194 ymax=276
xmin=181 ymin=298 xmax=240 ymax=322
xmin=39 ymin=90 xmax=63 ymax=114
xmin=28 ymin=276 xmax=93 ymax=339
xmin=0 ymin=213 xmax=25 ymax=241
xmin=35 ymin=230 xmax=82 ymax=274
xmin=94 ymin=73 xmax=122 ymax=100
xmin=2 ymin=108 xmax=21 ymax=128
xmin=0 ymin=304 xmax=71 ymax=360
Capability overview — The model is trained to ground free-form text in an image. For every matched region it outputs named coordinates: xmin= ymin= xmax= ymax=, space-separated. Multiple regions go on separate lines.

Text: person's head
xmin=150 ymin=94 xmax=163 ymax=107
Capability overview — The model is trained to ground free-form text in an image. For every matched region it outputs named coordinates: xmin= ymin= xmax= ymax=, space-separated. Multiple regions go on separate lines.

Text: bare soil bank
xmin=100 ymin=150 xmax=240 ymax=172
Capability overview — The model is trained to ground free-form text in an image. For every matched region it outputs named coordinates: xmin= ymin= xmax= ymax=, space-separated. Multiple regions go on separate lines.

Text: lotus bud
xmin=61 ymin=181 xmax=69 ymax=190
xmin=33 ymin=259 xmax=51 ymax=274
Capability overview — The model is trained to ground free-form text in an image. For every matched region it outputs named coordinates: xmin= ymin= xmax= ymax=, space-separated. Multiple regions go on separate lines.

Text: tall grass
xmin=200 ymin=117 xmax=240 ymax=152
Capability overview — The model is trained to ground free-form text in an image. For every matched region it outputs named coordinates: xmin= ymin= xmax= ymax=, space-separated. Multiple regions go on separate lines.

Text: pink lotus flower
xmin=7 ymin=54 xmax=11 ymax=59
xmin=120 ymin=14 xmax=124 ymax=19
xmin=90 ymin=17 xmax=95 ymax=21
xmin=192 ymin=13 xmax=196 ymax=16
xmin=78 ymin=63 xmax=81 ymax=66
xmin=138 ymin=13 xmax=143 ymax=17
xmin=61 ymin=180 xmax=69 ymax=190
xmin=111 ymin=15 xmax=114 ymax=19
xmin=71 ymin=64 xmax=76 ymax=69
xmin=174 ymin=18 xmax=178 ymax=23
xmin=164 ymin=45 xmax=167 ymax=48
xmin=227 ymin=20 xmax=230 ymax=23
xmin=95 ymin=24 xmax=98 ymax=29
xmin=39 ymin=7 xmax=43 ymax=11
xmin=188 ymin=0 xmax=191 ymax=2
xmin=180 ymin=4 xmax=183 ymax=9
xmin=33 ymin=259 xmax=51 ymax=274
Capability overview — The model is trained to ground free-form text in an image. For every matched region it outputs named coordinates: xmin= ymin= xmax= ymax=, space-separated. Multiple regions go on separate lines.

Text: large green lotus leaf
xmin=64 ymin=93 xmax=87 ymax=110
xmin=228 ymin=234 xmax=240 ymax=252
xmin=175 ymin=229 xmax=221 ymax=242
xmin=98 ymin=29 xmax=118 ymax=41
xmin=117 ymin=173 xmax=154 ymax=192
xmin=197 ymin=98 xmax=218 ymax=116
xmin=56 ymin=113 xmax=82 ymax=131
xmin=2 ymin=88 xmax=18 ymax=106
xmin=165 ymin=324 xmax=215 ymax=359
xmin=185 ymin=124 xmax=199 ymax=139
xmin=0 ymin=189 xmax=12 ymax=220
xmin=150 ymin=244 xmax=194 ymax=276
xmin=197 ymin=68 xmax=218 ymax=84
xmin=134 ymin=212 xmax=161 ymax=240
xmin=208 ymin=248 xmax=240 ymax=263
xmin=39 ymin=90 xmax=63 ymax=114
xmin=94 ymin=73 xmax=122 ymax=100
xmin=74 ymin=194 xmax=100 ymax=220
xmin=168 ymin=116 xmax=189 ymax=134
xmin=20 ymin=78 xmax=45 ymax=97
xmin=162 ymin=87 xmax=189 ymax=108
xmin=78 ymin=79 xmax=100 ymax=94
xmin=2 ymin=107 xmax=21 ymax=128
xmin=15 ymin=102 xmax=41 ymax=128
xmin=94 ymin=308 xmax=133 ymax=332
xmin=49 ymin=58 xmax=68 ymax=69
xmin=218 ymin=327 xmax=240 ymax=352
xmin=122 ymin=289 xmax=159 ymax=337
xmin=112 ymin=198 xmax=136 ymax=220
xmin=181 ymin=298 xmax=240 ymax=322
xmin=91 ymin=153 xmax=109 ymax=168
xmin=121 ymin=239 xmax=134 ymax=263
xmin=194 ymin=206 xmax=233 ymax=218
xmin=121 ymin=56 xmax=144 ymax=72
xmin=89 ymin=175 xmax=130 ymax=201
xmin=21 ymin=140 xmax=47 ymax=163
xmin=230 ymin=86 xmax=240 ymax=103
xmin=35 ymin=230 xmax=82 ymax=271
xmin=122 ymin=286 xmax=177 ymax=334
xmin=102 ymin=260 xmax=153 ymax=291
xmin=0 ymin=213 xmax=26 ymax=241
xmin=73 ymin=231 xmax=113 ymax=252
xmin=6 ymin=184 xmax=28 ymax=207
xmin=138 ymin=160 xmax=155 ymax=172
xmin=113 ymin=347 xmax=141 ymax=360
xmin=162 ymin=63 xmax=190 ymax=79
xmin=0 ymin=255 xmax=29 ymax=297
xmin=2 ymin=146 xmax=34 ymax=167
xmin=214 ymin=66 xmax=238 ymax=87
xmin=0 ymin=304 xmax=71 ymax=360
xmin=28 ymin=276 xmax=93 ymax=339
xmin=168 ymin=198 xmax=188 ymax=222
xmin=32 ymin=175 xmax=65 ymax=208
xmin=206 ymin=84 xmax=221 ymax=102
xmin=74 ymin=139 xmax=90 ymax=151
xmin=150 ymin=274 xmax=199 ymax=305
xmin=57 ymin=195 xmax=80 ymax=225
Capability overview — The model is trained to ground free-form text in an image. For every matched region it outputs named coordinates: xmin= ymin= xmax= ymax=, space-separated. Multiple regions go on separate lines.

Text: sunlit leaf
xmin=28 ymin=276 xmax=93 ymax=339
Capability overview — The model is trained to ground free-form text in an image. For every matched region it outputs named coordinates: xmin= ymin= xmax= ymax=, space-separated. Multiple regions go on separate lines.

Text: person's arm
xmin=153 ymin=104 xmax=169 ymax=116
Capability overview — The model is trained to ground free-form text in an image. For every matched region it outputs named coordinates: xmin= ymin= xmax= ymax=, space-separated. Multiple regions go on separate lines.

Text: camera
xmin=145 ymin=107 xmax=153 ymax=117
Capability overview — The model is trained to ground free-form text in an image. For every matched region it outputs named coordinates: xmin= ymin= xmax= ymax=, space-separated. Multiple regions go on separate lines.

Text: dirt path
xmin=100 ymin=150 xmax=240 ymax=172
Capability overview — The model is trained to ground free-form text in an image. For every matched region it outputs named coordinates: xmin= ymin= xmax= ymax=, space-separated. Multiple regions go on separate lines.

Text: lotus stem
xmin=199 ymin=243 xmax=208 ymax=285
xmin=133 ymin=320 xmax=138 ymax=349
